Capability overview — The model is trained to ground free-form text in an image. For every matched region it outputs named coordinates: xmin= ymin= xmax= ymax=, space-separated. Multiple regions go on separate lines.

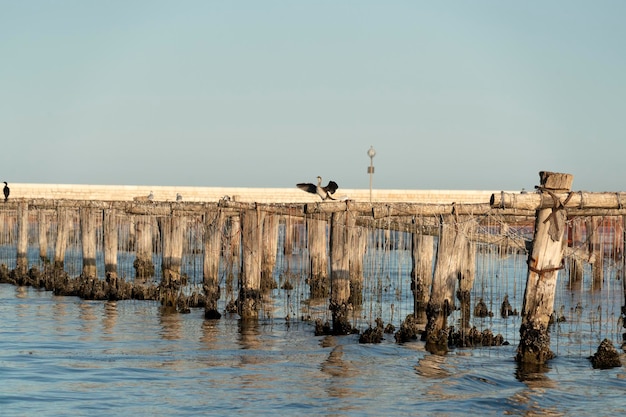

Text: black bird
xmin=296 ymin=176 xmax=338 ymax=200
xmin=3 ymin=182 xmax=9 ymax=202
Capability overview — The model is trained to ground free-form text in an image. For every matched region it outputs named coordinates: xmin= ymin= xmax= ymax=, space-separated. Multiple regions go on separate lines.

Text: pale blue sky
xmin=1 ymin=1 xmax=624 ymax=191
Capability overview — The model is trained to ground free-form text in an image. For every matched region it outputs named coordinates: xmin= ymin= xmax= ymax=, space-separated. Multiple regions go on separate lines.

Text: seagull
xmin=296 ymin=176 xmax=338 ymax=200
xmin=3 ymin=182 xmax=9 ymax=202
xmin=147 ymin=191 xmax=154 ymax=201
xmin=176 ymin=193 xmax=183 ymax=202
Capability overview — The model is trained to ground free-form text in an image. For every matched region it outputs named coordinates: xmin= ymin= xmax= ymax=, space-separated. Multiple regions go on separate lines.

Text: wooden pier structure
xmin=1 ymin=172 xmax=625 ymax=366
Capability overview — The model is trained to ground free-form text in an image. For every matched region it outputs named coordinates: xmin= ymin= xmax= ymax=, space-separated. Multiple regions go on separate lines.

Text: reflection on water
xmin=415 ymin=353 xmax=451 ymax=379
xmin=159 ymin=306 xmax=182 ymax=340
xmin=103 ymin=301 xmax=118 ymax=337
xmin=1 ymin=284 xmax=625 ymax=417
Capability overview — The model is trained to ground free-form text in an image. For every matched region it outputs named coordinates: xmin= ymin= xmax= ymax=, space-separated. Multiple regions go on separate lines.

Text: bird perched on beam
xmin=296 ymin=176 xmax=339 ymax=200
xmin=3 ymin=182 xmax=9 ymax=202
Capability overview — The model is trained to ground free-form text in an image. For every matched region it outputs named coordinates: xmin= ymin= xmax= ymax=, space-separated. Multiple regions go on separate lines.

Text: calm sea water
xmin=1 ymin=276 xmax=625 ymax=417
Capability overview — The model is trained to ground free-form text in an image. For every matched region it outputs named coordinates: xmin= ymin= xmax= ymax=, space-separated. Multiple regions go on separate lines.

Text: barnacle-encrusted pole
xmin=329 ymin=210 xmax=352 ymax=334
xmin=103 ymin=208 xmax=119 ymax=281
xmin=411 ymin=232 xmax=434 ymax=325
xmin=16 ymin=202 xmax=29 ymax=277
xmin=516 ymin=171 xmax=573 ymax=365
xmin=308 ymin=217 xmax=329 ymax=298
xmin=424 ymin=214 xmax=472 ymax=354
xmin=203 ymin=208 xmax=224 ymax=319
xmin=239 ymin=207 xmax=264 ymax=320
xmin=80 ymin=207 xmax=98 ymax=279
xmin=261 ymin=213 xmax=279 ymax=292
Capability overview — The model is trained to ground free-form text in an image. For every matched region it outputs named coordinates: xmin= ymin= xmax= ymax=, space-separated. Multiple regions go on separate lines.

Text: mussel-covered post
xmin=456 ymin=217 xmax=477 ymax=332
xmin=425 ymin=214 xmax=471 ymax=354
xmin=54 ymin=208 xmax=70 ymax=271
xmin=38 ymin=210 xmax=49 ymax=263
xmin=308 ymin=218 xmax=329 ymax=298
xmin=622 ymin=215 xmax=626 ymax=349
xmin=103 ymin=208 xmax=119 ymax=281
xmin=261 ymin=213 xmax=279 ymax=291
xmin=586 ymin=217 xmax=604 ymax=289
xmin=160 ymin=214 xmax=185 ymax=284
xmin=134 ymin=215 xmax=155 ymax=282
xmin=15 ymin=202 xmax=29 ymax=276
xmin=330 ymin=210 xmax=352 ymax=334
xmin=239 ymin=208 xmax=264 ymax=319
xmin=516 ymin=171 xmax=573 ymax=365
xmin=567 ymin=217 xmax=584 ymax=288
xmin=204 ymin=208 xmax=225 ymax=319
xmin=348 ymin=212 xmax=365 ymax=307
xmin=79 ymin=207 xmax=98 ymax=279
xmin=411 ymin=232 xmax=434 ymax=325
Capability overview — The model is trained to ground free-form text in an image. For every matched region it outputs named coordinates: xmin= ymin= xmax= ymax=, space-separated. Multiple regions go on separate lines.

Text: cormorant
xmin=3 ymin=182 xmax=9 ymax=202
xmin=296 ymin=176 xmax=338 ymax=200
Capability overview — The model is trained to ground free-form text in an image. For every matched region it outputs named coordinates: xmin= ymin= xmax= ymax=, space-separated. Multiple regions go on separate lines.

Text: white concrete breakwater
xmin=8 ymin=182 xmax=504 ymax=204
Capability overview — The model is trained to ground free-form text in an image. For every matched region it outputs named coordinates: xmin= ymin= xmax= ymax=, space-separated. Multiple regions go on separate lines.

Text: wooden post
xmin=54 ymin=208 xmax=70 ymax=271
xmin=586 ymin=217 xmax=604 ymax=289
xmin=622 ymin=215 xmax=626 ymax=349
xmin=261 ymin=213 xmax=279 ymax=292
xmin=425 ymin=214 xmax=472 ymax=353
xmin=348 ymin=212 xmax=365 ymax=307
xmin=79 ymin=207 xmax=98 ymax=279
xmin=499 ymin=223 xmax=510 ymax=255
xmin=516 ymin=171 xmax=573 ymax=365
xmin=239 ymin=208 xmax=264 ymax=319
xmin=308 ymin=218 xmax=329 ymax=298
xmin=224 ymin=215 xmax=241 ymax=295
xmin=456 ymin=217 xmax=477 ymax=332
xmin=103 ymin=208 xmax=119 ymax=280
xmin=411 ymin=232 xmax=434 ymax=325
xmin=38 ymin=210 xmax=49 ymax=263
xmin=204 ymin=208 xmax=225 ymax=319
xmin=15 ymin=202 xmax=29 ymax=276
xmin=134 ymin=215 xmax=155 ymax=282
xmin=330 ymin=211 xmax=352 ymax=334
xmin=160 ymin=214 xmax=185 ymax=287
xmin=567 ymin=217 xmax=584 ymax=289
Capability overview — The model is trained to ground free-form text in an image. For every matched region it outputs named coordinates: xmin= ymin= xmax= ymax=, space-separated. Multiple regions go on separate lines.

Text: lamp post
xmin=367 ymin=146 xmax=376 ymax=203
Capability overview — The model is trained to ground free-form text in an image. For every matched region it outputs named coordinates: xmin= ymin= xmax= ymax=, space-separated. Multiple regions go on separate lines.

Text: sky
xmin=1 ymin=1 xmax=625 ymax=192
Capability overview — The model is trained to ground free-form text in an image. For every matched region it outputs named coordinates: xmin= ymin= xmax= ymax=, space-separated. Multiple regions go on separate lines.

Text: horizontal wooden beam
xmin=491 ymin=191 xmax=626 ymax=211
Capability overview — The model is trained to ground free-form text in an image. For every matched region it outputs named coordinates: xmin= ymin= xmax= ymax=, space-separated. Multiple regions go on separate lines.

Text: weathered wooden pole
xmin=499 ymin=223 xmax=510 ymax=255
xmin=329 ymin=211 xmax=352 ymax=334
xmin=586 ymin=217 xmax=604 ymax=289
xmin=283 ymin=217 xmax=295 ymax=257
xmin=348 ymin=212 xmax=365 ymax=307
xmin=134 ymin=215 xmax=155 ymax=282
xmin=54 ymin=208 xmax=70 ymax=271
xmin=103 ymin=208 xmax=119 ymax=281
xmin=567 ymin=217 xmax=585 ymax=288
xmin=38 ymin=210 xmax=49 ymax=263
xmin=622 ymin=215 xmax=626 ymax=349
xmin=79 ymin=207 xmax=98 ymax=279
xmin=15 ymin=202 xmax=29 ymax=276
xmin=261 ymin=213 xmax=279 ymax=291
xmin=516 ymin=171 xmax=573 ymax=365
xmin=239 ymin=208 xmax=264 ymax=320
xmin=411 ymin=232 xmax=434 ymax=325
xmin=308 ymin=217 xmax=329 ymax=298
xmin=203 ymin=208 xmax=225 ymax=319
xmin=424 ymin=214 xmax=472 ymax=354
xmin=160 ymin=214 xmax=185 ymax=287
xmin=456 ymin=217 xmax=477 ymax=332
xmin=224 ymin=215 xmax=241 ymax=294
